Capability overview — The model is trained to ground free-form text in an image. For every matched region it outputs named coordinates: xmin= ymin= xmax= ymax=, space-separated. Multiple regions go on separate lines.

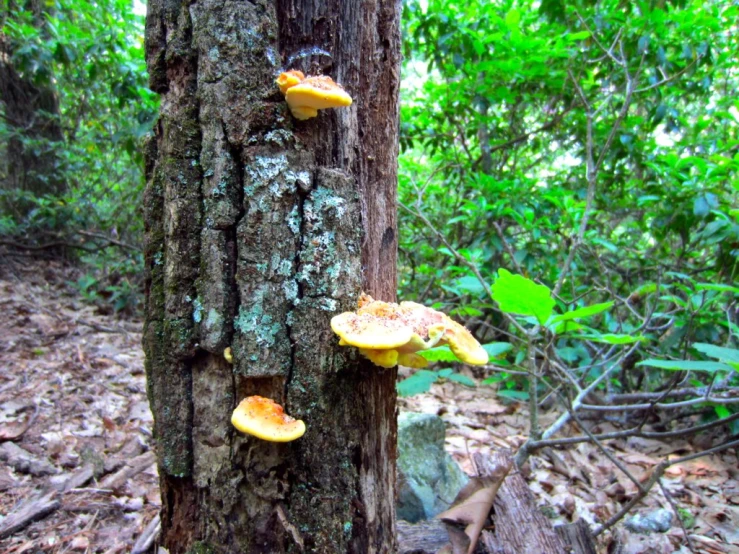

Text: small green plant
xmin=397 ymin=368 xmax=476 ymax=397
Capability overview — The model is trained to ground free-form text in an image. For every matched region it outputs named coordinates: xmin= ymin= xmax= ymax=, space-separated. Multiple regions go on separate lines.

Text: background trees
xmin=397 ymin=0 xmax=738 ymax=401
xmin=1 ymin=0 xmax=155 ymax=307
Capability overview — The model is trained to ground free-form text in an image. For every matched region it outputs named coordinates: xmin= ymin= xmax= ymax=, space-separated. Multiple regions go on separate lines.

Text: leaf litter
xmin=399 ymin=366 xmax=739 ymax=553
xmin=0 ymin=261 xmax=157 ymax=553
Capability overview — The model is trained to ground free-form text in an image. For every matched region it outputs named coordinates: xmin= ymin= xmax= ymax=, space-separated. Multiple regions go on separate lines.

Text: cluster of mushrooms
xmin=229 ymin=72 xmax=487 ymax=443
xmin=231 ymin=295 xmax=488 ymax=443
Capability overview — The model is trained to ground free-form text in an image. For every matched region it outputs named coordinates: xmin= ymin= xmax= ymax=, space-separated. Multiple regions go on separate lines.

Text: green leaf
xmin=482 ymin=374 xmax=506 ymax=385
xmin=692 ymin=343 xmax=739 ymax=364
xmin=548 ymin=301 xmax=614 ymax=325
xmin=694 ymin=283 xmax=739 ymax=295
xmin=714 ymin=405 xmax=731 ymax=420
xmin=492 ymin=269 xmax=554 ymax=324
xmin=397 ymin=370 xmax=439 ymax=397
xmin=482 ymin=342 xmax=513 ymax=358
xmin=566 ymin=31 xmax=591 ymax=41
xmin=419 ymin=346 xmax=459 ymax=362
xmin=636 ymin=359 xmax=733 ymax=372
xmin=575 ymin=333 xmax=645 ymax=344
xmin=448 ymin=373 xmax=476 ymax=387
xmin=505 ymin=9 xmax=521 ymax=28
xmin=550 ymin=320 xmax=586 ymax=334
xmin=497 ymin=389 xmax=529 ymax=401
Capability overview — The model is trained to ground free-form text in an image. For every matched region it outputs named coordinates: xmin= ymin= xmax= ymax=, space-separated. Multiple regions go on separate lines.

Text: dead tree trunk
xmin=143 ymin=0 xmax=400 ymax=552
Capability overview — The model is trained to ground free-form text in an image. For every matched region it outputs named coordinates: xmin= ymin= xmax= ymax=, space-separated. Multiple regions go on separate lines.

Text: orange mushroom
xmin=276 ymin=71 xmax=352 ymax=120
xmin=231 ymin=396 xmax=306 ymax=442
xmin=331 ymin=295 xmax=489 ymax=369
xmin=276 ymin=69 xmax=305 ymax=95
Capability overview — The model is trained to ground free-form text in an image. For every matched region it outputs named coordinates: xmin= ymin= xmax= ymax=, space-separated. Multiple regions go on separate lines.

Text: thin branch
xmin=593 ymin=438 xmax=739 ymax=536
xmin=579 ymin=395 xmax=739 ymax=411
xmin=528 ymin=410 xmax=739 ymax=449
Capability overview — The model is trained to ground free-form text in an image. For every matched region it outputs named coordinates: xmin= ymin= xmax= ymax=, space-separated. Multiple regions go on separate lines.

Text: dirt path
xmin=0 ymin=261 xmax=157 ymax=552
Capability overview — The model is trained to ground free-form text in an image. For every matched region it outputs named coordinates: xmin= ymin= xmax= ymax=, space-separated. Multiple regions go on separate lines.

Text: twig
xmin=75 ymin=230 xmax=139 ymax=252
xmin=658 ymin=479 xmax=696 ymax=553
xmin=526 ymin=410 xmax=739 ymax=448
xmin=593 ymin=438 xmax=739 ymax=536
xmin=578 ymin=395 xmax=739 ymax=411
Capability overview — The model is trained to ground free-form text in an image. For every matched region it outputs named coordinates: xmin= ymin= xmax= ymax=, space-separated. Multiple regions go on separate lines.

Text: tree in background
xmin=144 ymin=0 xmax=400 ymax=551
xmin=1 ymin=0 xmax=67 ymax=204
xmin=0 ymin=0 xmax=156 ymax=286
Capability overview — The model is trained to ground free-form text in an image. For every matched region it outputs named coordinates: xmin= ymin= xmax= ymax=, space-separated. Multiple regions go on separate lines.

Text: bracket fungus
xmin=331 ymin=294 xmax=489 ymax=369
xmin=231 ymin=396 xmax=306 ymax=442
xmin=276 ymin=70 xmax=352 ymax=120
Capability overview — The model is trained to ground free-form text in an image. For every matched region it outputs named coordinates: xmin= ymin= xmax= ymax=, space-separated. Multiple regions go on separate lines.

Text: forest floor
xmin=0 ymin=260 xmax=737 ymax=554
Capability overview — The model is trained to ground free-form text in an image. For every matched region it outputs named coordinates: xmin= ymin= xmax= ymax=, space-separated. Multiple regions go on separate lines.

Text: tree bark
xmin=143 ymin=1 xmax=400 ymax=552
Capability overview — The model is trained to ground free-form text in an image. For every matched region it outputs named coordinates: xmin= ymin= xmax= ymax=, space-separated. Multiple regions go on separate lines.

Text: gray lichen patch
xmin=234 ymin=303 xmax=282 ymax=348
xmin=245 ymin=154 xmax=288 ymax=195
xmin=192 ymin=297 xmax=204 ymax=323
xmin=264 ymin=129 xmax=294 ymax=147
xmin=297 ymin=172 xmax=362 ymax=301
xmin=231 ymin=283 xmax=291 ymax=378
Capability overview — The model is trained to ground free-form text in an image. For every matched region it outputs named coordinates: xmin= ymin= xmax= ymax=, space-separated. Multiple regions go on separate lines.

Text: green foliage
xmin=636 ymin=359 xmax=732 ymax=372
xmin=1 ymin=0 xmax=157 ymax=313
xmin=397 ymin=368 xmax=476 ymax=397
xmin=419 ymin=341 xmax=512 ymax=362
xmin=491 ymin=269 xmax=555 ymax=324
xmin=399 ymin=0 xmax=739 ymax=405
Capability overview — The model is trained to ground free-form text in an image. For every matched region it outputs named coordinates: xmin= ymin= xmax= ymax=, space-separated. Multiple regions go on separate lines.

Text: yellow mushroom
xmin=231 ymin=396 xmax=306 ymax=442
xmin=330 ymin=295 xmax=489 ymax=369
xmin=276 ymin=69 xmax=305 ymax=95
xmin=276 ymin=71 xmax=353 ymax=120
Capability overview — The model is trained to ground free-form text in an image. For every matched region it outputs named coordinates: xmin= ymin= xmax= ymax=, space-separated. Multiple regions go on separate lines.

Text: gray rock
xmin=0 ymin=442 xmax=58 ymax=477
xmin=624 ymin=508 xmax=673 ymax=534
xmin=397 ymin=412 xmax=469 ymax=522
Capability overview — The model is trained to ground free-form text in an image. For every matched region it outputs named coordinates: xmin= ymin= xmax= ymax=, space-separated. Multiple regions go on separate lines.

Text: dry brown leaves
xmin=0 ymin=260 xmax=157 ymax=553
xmin=400 ymin=369 xmax=739 ymax=554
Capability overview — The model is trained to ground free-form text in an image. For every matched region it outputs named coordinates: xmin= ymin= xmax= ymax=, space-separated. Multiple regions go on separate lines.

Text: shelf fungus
xmin=276 ymin=70 xmax=352 ymax=120
xmin=231 ymin=396 xmax=306 ymax=442
xmin=331 ymin=294 xmax=489 ymax=369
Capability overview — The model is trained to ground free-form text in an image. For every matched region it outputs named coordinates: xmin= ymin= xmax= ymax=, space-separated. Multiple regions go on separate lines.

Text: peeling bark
xmin=143 ymin=1 xmax=400 ymax=552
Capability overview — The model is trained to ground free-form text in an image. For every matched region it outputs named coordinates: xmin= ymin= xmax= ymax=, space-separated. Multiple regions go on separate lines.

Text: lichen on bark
xmin=144 ymin=0 xmax=400 ymax=552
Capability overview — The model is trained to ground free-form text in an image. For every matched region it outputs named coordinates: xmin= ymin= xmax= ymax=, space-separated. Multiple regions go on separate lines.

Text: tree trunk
xmin=143 ymin=0 xmax=400 ymax=552
xmin=0 ymin=4 xmax=66 ymax=203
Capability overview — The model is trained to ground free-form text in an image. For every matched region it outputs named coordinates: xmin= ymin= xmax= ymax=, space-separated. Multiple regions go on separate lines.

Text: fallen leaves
xmin=0 ymin=261 xmax=156 ymax=552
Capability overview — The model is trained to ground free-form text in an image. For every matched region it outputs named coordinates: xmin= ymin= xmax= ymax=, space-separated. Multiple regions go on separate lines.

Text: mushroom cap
xmin=397 ymin=352 xmax=429 ymax=369
xmin=331 ymin=311 xmax=414 ymax=350
xmin=276 ymin=70 xmax=305 ymax=95
xmin=231 ymin=396 xmax=306 ymax=442
xmin=442 ymin=320 xmax=490 ymax=365
xmin=359 ymin=348 xmax=399 ymax=369
xmin=285 ymin=76 xmax=352 ymax=113
xmin=288 ymin=105 xmax=319 ymax=121
xmin=331 ymin=295 xmax=488 ymax=367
